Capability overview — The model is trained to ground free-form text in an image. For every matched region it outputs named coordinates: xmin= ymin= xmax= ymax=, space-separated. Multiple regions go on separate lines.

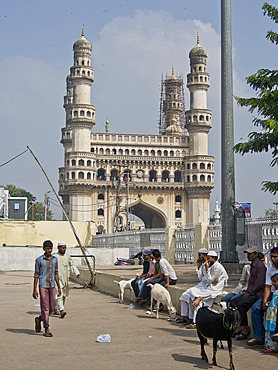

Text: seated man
xmin=131 ymin=250 xmax=150 ymax=298
xmin=179 ymin=251 xmax=228 ymax=328
xmin=139 ymin=249 xmax=177 ymax=305
xmin=247 ymin=246 xmax=278 ymax=346
xmin=230 ymin=246 xmax=266 ymax=340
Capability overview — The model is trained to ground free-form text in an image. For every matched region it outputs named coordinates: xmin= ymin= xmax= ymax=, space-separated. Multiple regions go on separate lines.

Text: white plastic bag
xmin=96 ymin=334 xmax=111 ymax=343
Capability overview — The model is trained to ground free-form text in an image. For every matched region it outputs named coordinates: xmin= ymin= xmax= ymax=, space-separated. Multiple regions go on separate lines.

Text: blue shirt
xmin=34 ymin=254 xmax=58 ymax=288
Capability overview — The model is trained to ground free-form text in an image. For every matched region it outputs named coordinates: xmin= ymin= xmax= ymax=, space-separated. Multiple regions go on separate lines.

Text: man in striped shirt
xmin=33 ymin=240 xmax=61 ymax=337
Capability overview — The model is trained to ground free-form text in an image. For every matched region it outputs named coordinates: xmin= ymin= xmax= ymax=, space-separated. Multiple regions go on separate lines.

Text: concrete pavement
xmin=0 ymin=271 xmax=277 ymax=370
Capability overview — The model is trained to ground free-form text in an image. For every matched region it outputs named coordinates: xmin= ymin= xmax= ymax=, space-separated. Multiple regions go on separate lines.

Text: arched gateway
xmin=59 ymin=31 xmax=215 ymax=232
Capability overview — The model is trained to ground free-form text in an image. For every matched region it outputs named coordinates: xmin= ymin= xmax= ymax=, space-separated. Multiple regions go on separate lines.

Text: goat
xmin=114 ymin=279 xmax=133 ymax=303
xmin=148 ymin=283 xmax=177 ymax=320
xmin=196 ymin=306 xmax=240 ymax=370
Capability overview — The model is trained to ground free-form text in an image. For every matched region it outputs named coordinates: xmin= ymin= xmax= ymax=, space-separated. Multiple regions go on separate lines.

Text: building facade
xmin=59 ymin=30 xmax=214 ymax=234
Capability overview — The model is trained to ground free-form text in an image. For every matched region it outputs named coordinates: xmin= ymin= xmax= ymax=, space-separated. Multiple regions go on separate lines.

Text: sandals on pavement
xmin=186 ymin=323 xmax=197 ymax=329
xmin=247 ymin=338 xmax=264 ymax=346
xmin=35 ymin=317 xmax=41 ymax=333
xmin=262 ymin=348 xmax=278 ymax=353
xmin=43 ymin=332 xmax=53 ymax=337
xmin=235 ymin=332 xmax=249 ymax=340
xmin=60 ymin=311 xmax=67 ymax=319
xmin=175 ymin=317 xmax=188 ymax=323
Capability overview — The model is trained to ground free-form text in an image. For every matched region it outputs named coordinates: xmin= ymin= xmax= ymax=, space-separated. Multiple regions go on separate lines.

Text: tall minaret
xmin=59 ymin=28 xmax=96 ymax=221
xmin=159 ymin=67 xmax=185 ymax=135
xmin=184 ymin=34 xmax=214 ymax=225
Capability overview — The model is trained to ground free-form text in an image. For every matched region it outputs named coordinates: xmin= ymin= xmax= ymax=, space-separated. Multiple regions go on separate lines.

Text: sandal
xmin=186 ymin=323 xmax=197 ymax=329
xmin=43 ymin=332 xmax=53 ymax=337
xmin=247 ymin=338 xmax=264 ymax=346
xmin=175 ymin=317 xmax=188 ymax=323
xmin=271 ymin=334 xmax=278 ymax=342
xmin=35 ymin=317 xmax=41 ymax=333
xmin=235 ymin=332 xmax=249 ymax=340
xmin=262 ymin=348 xmax=278 ymax=353
xmin=60 ymin=311 xmax=67 ymax=319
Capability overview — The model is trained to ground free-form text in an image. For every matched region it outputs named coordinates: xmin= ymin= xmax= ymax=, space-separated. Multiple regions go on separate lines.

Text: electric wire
xmin=0 ymin=149 xmax=28 ymax=168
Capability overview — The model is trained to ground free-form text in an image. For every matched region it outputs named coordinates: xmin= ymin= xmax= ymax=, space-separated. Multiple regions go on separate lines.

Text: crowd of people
xmin=32 ymin=240 xmax=278 ymax=354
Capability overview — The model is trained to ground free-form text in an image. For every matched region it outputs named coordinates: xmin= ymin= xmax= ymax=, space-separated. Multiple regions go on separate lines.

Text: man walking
xmin=33 ymin=240 xmax=61 ymax=337
xmin=54 ymin=242 xmax=80 ymax=318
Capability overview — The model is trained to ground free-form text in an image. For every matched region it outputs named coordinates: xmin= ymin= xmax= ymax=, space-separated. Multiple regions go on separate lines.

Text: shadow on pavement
xmin=25 ymin=311 xmax=40 ymax=315
xmin=172 ymin=353 xmax=216 ymax=368
xmin=6 ymin=328 xmax=40 ymax=336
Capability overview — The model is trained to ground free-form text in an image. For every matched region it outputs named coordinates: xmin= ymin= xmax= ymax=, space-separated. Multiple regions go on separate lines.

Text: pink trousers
xmin=39 ymin=287 xmax=55 ymax=328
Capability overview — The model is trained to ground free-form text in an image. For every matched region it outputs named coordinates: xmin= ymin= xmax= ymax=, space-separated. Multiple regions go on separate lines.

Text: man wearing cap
xmin=247 ymin=246 xmax=278 ymax=346
xmin=178 ymin=250 xmax=228 ymax=327
xmin=230 ymin=246 xmax=266 ymax=340
xmin=196 ymin=248 xmax=208 ymax=281
xmin=54 ymin=242 xmax=80 ymax=318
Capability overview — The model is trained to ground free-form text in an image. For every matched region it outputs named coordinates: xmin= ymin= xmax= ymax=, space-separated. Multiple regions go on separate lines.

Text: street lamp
xmin=44 ymin=191 xmax=51 ymax=221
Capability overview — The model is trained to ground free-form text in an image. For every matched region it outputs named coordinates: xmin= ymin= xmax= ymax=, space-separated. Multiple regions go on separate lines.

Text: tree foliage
xmin=264 ymin=208 xmax=278 ymax=219
xmin=234 ymin=3 xmax=278 ymax=194
xmin=2 ymin=184 xmax=53 ymax=221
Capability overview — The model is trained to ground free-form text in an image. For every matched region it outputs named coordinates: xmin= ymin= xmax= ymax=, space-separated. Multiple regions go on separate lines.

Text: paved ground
xmin=1 ymin=271 xmax=277 ymax=369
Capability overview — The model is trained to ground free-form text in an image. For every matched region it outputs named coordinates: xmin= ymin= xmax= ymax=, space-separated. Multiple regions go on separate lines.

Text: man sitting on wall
xmin=178 ymin=251 xmax=228 ymax=329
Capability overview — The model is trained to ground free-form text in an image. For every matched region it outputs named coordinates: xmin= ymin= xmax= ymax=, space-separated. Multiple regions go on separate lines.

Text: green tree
xmin=264 ymin=208 xmax=278 ymax=219
xmin=2 ymin=184 xmax=53 ymax=220
xmin=234 ymin=3 xmax=278 ymax=195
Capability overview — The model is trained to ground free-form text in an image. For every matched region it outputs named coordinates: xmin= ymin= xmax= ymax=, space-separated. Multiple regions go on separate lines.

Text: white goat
xmin=148 ymin=283 xmax=177 ymax=320
xmin=114 ymin=279 xmax=133 ymax=303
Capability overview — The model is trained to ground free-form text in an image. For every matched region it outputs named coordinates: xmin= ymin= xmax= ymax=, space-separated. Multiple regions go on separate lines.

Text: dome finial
xmin=172 ymin=65 xmax=175 ymax=76
xmin=197 ymin=32 xmax=200 ymax=45
xmin=81 ymin=25 xmax=84 ymax=37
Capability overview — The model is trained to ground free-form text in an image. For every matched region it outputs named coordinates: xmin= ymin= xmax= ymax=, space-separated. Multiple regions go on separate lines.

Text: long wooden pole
xmin=27 ymin=146 xmax=94 ymax=285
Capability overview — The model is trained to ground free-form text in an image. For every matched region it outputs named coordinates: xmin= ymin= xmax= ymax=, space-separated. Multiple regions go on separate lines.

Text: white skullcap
xmin=207 ymin=251 xmax=218 ymax=257
xmin=58 ymin=242 xmax=66 ymax=247
xmin=198 ymin=248 xmax=208 ymax=254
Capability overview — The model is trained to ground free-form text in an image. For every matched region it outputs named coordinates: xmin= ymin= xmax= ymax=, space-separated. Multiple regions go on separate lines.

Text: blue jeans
xmin=251 ymin=293 xmax=273 ymax=339
xmin=221 ymin=292 xmax=236 ymax=302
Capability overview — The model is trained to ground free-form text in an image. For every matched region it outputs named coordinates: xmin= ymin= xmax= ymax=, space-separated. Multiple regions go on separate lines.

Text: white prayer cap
xmin=207 ymin=251 xmax=218 ymax=257
xmin=198 ymin=248 xmax=208 ymax=254
xmin=58 ymin=242 xmax=66 ymax=247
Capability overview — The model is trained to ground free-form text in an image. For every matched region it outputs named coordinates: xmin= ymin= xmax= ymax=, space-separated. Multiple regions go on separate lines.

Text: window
xmin=200 ymin=163 xmax=205 ymax=169
xmin=14 ymin=203 xmax=20 ymax=210
xmin=78 ymin=159 xmax=84 ymax=166
xmin=192 ymin=163 xmax=197 ymax=169
xmin=98 ymin=208 xmax=104 ymax=216
xmin=71 ymin=172 xmax=75 ymax=179
xmin=87 ymin=160 xmax=91 ymax=166
xmin=98 ymin=193 xmax=104 ymax=200
xmin=187 ymin=163 xmax=190 ymax=170
xmin=200 ymin=175 xmax=205 ymax=181
xmin=72 ymin=159 xmax=76 ymax=166
xmin=149 ymin=170 xmax=157 ymax=182
xmin=78 ymin=172 xmax=84 ymax=179
xmin=174 ymin=170 xmax=182 ymax=182
xmin=162 ymin=170 xmax=169 ymax=182
xmin=175 ymin=195 xmax=181 ymax=203
xmin=97 ymin=169 xmax=106 ymax=181
xmin=87 ymin=173 xmax=91 ymax=180
xmin=175 ymin=210 xmax=181 ymax=218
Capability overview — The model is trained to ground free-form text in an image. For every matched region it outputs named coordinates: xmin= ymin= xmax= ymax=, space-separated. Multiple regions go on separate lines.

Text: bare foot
xmin=192 ymin=297 xmax=203 ymax=307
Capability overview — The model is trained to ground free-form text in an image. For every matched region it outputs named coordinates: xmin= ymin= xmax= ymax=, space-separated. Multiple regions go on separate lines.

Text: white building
xmin=59 ymin=30 xmax=214 ymax=234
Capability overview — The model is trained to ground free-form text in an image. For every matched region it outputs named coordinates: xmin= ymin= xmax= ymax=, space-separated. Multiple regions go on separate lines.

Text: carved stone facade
xmin=59 ymin=30 xmax=214 ymax=234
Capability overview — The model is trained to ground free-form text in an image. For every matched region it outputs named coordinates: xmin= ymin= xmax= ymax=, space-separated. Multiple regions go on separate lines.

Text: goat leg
xmin=228 ymin=338 xmax=235 ymax=370
xmin=197 ymin=330 xmax=208 ymax=362
xmin=212 ymin=338 xmax=218 ymax=366
xmin=150 ymin=296 xmax=154 ymax=316
xmin=156 ymin=300 xmax=160 ymax=319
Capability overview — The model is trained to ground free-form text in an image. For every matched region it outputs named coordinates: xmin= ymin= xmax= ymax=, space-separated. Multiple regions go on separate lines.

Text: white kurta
xmin=55 ymin=252 xmax=80 ymax=311
xmin=180 ymin=261 xmax=228 ymax=322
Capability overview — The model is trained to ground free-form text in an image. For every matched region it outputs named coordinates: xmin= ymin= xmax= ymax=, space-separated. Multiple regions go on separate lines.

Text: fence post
xmin=194 ymin=223 xmax=209 ymax=263
xmin=165 ymin=226 xmax=175 ymax=264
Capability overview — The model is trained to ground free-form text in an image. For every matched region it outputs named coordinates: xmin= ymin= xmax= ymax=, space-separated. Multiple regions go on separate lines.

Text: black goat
xmin=196 ymin=306 xmax=240 ymax=370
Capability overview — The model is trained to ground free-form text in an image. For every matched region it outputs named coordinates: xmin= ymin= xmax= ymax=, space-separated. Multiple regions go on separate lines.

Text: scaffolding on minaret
xmin=158 ymin=68 xmax=186 ymax=135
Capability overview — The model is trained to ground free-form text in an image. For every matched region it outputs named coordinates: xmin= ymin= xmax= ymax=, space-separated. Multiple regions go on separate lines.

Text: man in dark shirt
xmin=231 ymin=246 xmax=266 ymax=340
xmin=131 ymin=250 xmax=150 ymax=298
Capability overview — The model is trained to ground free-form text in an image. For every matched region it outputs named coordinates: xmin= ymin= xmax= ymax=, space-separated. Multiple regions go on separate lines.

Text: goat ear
xmin=223 ymin=313 xmax=232 ymax=330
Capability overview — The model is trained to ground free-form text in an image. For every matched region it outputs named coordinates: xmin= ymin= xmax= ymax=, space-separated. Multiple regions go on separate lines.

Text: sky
xmin=0 ymin=0 xmax=277 ymax=219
